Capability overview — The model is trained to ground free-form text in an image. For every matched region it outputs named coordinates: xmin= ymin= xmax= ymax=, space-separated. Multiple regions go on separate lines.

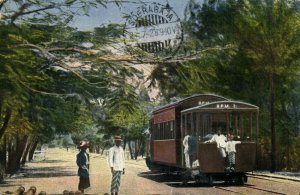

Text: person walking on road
xmin=76 ymin=141 xmax=90 ymax=194
xmin=108 ymin=136 xmax=125 ymax=195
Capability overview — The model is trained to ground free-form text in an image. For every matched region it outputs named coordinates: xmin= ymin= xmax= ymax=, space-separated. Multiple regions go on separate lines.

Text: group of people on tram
xmin=183 ymin=128 xmax=241 ymax=171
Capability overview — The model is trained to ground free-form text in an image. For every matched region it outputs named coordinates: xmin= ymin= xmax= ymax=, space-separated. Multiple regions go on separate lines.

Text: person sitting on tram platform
xmin=182 ymin=129 xmax=197 ymax=169
xmin=204 ymin=129 xmax=227 ymax=158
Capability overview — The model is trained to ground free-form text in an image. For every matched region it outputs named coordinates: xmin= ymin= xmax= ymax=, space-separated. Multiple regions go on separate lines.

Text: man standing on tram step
xmin=108 ymin=136 xmax=125 ymax=195
xmin=76 ymin=140 xmax=90 ymax=194
xmin=182 ymin=129 xmax=197 ymax=168
xmin=225 ymin=134 xmax=241 ymax=171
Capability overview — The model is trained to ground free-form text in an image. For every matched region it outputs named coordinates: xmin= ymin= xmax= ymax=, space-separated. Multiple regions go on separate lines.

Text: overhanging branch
xmin=0 ymin=0 xmax=8 ymax=11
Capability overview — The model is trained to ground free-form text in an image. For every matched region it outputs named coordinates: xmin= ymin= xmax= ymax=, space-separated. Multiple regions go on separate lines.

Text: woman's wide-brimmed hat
xmin=114 ymin=136 xmax=122 ymax=141
xmin=77 ymin=141 xmax=90 ymax=149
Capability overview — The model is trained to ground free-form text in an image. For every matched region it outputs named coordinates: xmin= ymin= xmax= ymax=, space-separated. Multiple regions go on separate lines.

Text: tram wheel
xmin=207 ymin=175 xmax=213 ymax=186
xmin=180 ymin=170 xmax=190 ymax=186
xmin=235 ymin=175 xmax=245 ymax=186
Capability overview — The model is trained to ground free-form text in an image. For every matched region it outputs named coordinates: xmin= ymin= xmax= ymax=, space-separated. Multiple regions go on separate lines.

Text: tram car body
xmin=146 ymin=94 xmax=259 ymax=185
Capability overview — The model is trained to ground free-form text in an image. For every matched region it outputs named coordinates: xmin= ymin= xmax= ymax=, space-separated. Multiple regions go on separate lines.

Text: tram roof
xmin=181 ymin=100 xmax=259 ymax=113
xmin=153 ymin=94 xmax=228 ymax=113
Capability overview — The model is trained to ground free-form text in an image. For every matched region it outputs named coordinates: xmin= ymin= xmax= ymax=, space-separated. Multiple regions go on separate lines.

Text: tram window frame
xmin=192 ymin=112 xmax=197 ymax=131
xmin=153 ymin=121 xmax=176 ymax=140
xmin=187 ymin=113 xmax=192 ymax=131
xmin=157 ymin=123 xmax=161 ymax=140
xmin=243 ymin=113 xmax=250 ymax=140
xmin=165 ymin=122 xmax=170 ymax=139
xmin=182 ymin=114 xmax=186 ymax=136
xmin=160 ymin=123 xmax=164 ymax=139
xmin=170 ymin=120 xmax=174 ymax=139
xmin=202 ymin=114 xmax=212 ymax=136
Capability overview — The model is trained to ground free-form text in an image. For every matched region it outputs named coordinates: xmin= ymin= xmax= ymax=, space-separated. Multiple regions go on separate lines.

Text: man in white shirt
xmin=183 ymin=131 xmax=191 ymax=169
xmin=108 ymin=136 xmax=125 ymax=195
xmin=182 ymin=129 xmax=197 ymax=168
xmin=225 ymin=135 xmax=241 ymax=171
xmin=205 ymin=130 xmax=227 ymax=158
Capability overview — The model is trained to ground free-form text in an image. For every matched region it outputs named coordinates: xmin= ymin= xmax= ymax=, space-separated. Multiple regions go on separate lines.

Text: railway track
xmin=106 ymin=156 xmax=299 ymax=194
xmin=213 ymin=173 xmax=299 ymax=195
xmin=215 ymin=185 xmax=287 ymax=195
xmin=247 ymin=173 xmax=300 ymax=183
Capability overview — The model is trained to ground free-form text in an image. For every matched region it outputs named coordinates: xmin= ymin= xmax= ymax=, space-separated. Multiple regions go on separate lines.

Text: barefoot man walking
xmin=108 ymin=136 xmax=125 ymax=195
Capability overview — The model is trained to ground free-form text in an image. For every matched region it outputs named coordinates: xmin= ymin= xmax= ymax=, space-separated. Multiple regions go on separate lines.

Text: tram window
xmin=227 ymin=113 xmax=254 ymax=141
xmin=155 ymin=124 xmax=160 ymax=139
xmin=242 ymin=113 xmax=252 ymax=140
xmin=170 ymin=121 xmax=174 ymax=139
xmin=154 ymin=124 xmax=156 ymax=140
xmin=202 ymin=114 xmax=212 ymax=137
xmin=182 ymin=114 xmax=186 ymax=134
xmin=160 ymin=123 xmax=164 ymax=139
xmin=165 ymin=122 xmax=170 ymax=139
xmin=210 ymin=114 xmax=227 ymax=135
xmin=157 ymin=123 xmax=160 ymax=140
xmin=192 ymin=112 xmax=197 ymax=130
xmin=187 ymin=113 xmax=192 ymax=130
xmin=153 ymin=121 xmax=176 ymax=140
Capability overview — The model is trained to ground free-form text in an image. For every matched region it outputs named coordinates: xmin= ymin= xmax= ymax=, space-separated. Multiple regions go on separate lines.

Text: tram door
xmin=181 ymin=112 xmax=199 ymax=168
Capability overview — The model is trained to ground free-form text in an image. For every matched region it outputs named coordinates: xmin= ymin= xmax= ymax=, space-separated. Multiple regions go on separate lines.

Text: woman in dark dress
xmin=76 ymin=141 xmax=90 ymax=193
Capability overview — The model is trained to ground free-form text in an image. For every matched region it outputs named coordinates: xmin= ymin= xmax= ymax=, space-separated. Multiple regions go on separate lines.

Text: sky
xmin=70 ymin=0 xmax=203 ymax=31
xmin=68 ymin=0 xmax=204 ymax=99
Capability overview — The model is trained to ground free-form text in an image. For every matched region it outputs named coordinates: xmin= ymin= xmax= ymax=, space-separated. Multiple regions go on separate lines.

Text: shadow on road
xmin=0 ymin=181 xmax=20 ymax=188
xmin=30 ymin=160 xmax=68 ymax=164
xmin=20 ymin=166 xmax=76 ymax=178
xmin=138 ymin=171 xmax=254 ymax=188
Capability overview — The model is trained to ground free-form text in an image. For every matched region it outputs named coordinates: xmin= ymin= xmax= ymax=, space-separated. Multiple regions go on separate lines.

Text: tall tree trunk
xmin=28 ymin=140 xmax=38 ymax=161
xmin=0 ymin=108 xmax=12 ymax=140
xmin=270 ymin=72 xmax=276 ymax=173
xmin=6 ymin=139 xmax=14 ymax=174
xmin=123 ymin=137 xmax=127 ymax=150
xmin=21 ymin=138 xmax=31 ymax=166
xmin=137 ymin=138 xmax=144 ymax=157
xmin=15 ymin=135 xmax=28 ymax=170
xmin=95 ymin=145 xmax=100 ymax=154
xmin=0 ymin=136 xmax=7 ymax=168
xmin=6 ymin=136 xmax=25 ymax=174
xmin=100 ymin=146 xmax=106 ymax=155
xmin=0 ymin=136 xmax=7 ymax=182
xmin=89 ymin=144 xmax=94 ymax=154
xmin=134 ymin=140 xmax=138 ymax=160
xmin=127 ymin=140 xmax=134 ymax=160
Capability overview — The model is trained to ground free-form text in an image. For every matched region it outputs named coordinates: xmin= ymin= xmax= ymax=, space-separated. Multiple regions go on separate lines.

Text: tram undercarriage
xmin=146 ymin=157 xmax=248 ymax=186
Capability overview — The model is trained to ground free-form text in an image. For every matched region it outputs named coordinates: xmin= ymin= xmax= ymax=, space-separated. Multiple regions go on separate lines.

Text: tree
xmin=183 ymin=0 xmax=300 ymax=172
xmin=0 ymin=0 xmax=145 ymax=179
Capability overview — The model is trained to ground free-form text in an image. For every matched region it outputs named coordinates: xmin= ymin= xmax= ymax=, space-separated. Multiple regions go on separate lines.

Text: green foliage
xmin=0 ymin=0 xmax=144 ymax=162
xmin=182 ymin=0 xmax=300 ymax=170
xmin=145 ymin=0 xmax=300 ymax=170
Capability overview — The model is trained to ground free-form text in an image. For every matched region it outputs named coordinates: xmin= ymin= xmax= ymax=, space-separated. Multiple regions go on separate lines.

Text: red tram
xmin=146 ymin=94 xmax=259 ymax=185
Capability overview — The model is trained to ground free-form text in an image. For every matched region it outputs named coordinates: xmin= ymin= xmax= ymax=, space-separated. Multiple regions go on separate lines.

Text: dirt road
xmin=0 ymin=148 xmax=299 ymax=195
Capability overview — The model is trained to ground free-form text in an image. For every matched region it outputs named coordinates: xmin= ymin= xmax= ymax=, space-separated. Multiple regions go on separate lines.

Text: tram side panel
xmin=153 ymin=140 xmax=177 ymax=164
xmin=198 ymin=142 xmax=256 ymax=173
xmin=235 ymin=142 xmax=256 ymax=172
xmin=198 ymin=143 xmax=224 ymax=173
